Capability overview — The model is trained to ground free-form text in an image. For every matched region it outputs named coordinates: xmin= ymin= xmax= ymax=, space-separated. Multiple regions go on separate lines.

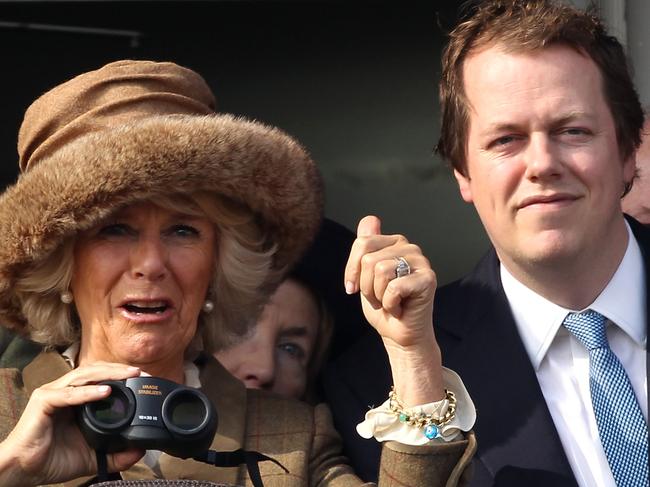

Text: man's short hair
xmin=436 ymin=0 xmax=643 ymax=176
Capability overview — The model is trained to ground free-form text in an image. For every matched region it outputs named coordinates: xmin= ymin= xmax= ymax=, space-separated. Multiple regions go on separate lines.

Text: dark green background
xmin=0 ymin=0 xmax=489 ymax=285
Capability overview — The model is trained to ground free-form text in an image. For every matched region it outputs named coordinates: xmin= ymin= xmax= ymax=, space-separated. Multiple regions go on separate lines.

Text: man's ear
xmin=623 ymin=152 xmax=637 ymax=185
xmin=453 ymin=169 xmax=473 ymax=203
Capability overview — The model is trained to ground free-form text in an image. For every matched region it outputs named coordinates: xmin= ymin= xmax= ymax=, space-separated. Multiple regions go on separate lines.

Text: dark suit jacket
xmin=322 ymin=216 xmax=650 ymax=487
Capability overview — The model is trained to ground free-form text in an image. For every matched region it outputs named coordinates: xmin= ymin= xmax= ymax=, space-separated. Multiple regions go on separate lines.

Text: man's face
xmin=455 ymin=44 xmax=634 ymax=277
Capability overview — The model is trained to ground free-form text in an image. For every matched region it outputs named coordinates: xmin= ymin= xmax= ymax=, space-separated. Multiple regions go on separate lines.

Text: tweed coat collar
xmin=23 ymin=351 xmax=248 ymax=486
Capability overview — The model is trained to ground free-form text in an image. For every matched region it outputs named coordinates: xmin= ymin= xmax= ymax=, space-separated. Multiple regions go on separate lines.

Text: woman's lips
xmin=119 ymin=299 xmax=174 ymax=322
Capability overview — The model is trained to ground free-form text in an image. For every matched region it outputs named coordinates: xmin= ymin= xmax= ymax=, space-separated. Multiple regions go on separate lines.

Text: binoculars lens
xmin=92 ymin=394 xmax=128 ymax=424
xmin=86 ymin=384 xmax=134 ymax=428
xmin=166 ymin=391 xmax=206 ymax=431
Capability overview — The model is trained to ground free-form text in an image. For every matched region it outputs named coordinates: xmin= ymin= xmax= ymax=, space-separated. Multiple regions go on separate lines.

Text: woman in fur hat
xmin=0 ymin=60 xmax=475 ymax=486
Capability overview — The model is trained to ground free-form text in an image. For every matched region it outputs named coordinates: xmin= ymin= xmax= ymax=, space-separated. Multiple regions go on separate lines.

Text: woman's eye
xmin=97 ymin=223 xmax=131 ymax=237
xmin=170 ymin=225 xmax=200 ymax=237
xmin=278 ymin=342 xmax=306 ymax=360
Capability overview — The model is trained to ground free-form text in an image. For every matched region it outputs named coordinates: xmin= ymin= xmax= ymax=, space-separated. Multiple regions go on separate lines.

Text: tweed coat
xmin=0 ymin=350 xmax=476 ymax=487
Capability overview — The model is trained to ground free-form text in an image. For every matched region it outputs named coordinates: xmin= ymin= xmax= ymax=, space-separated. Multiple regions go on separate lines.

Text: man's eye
xmin=562 ymin=128 xmax=589 ymax=136
xmin=491 ymin=135 xmax=516 ymax=147
xmin=556 ymin=127 xmax=592 ymax=142
xmin=278 ymin=342 xmax=305 ymax=360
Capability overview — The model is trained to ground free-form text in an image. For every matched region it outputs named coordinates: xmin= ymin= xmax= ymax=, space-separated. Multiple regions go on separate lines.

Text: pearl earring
xmin=202 ymin=300 xmax=214 ymax=314
xmin=60 ymin=291 xmax=73 ymax=304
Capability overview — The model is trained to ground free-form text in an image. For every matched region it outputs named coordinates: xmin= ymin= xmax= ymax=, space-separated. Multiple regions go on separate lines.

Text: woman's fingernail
xmin=97 ymin=385 xmax=110 ymax=393
xmin=345 ymin=281 xmax=355 ymax=294
xmin=127 ymin=366 xmax=140 ymax=372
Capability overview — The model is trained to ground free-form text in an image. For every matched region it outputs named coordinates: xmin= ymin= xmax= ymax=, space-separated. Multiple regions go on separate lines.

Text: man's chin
xmin=504 ymin=232 xmax=583 ymax=269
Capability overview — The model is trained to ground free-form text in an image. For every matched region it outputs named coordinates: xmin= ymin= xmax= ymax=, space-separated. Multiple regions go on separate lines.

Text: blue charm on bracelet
xmin=424 ymin=425 xmax=439 ymax=439
xmin=388 ymin=387 xmax=457 ymax=442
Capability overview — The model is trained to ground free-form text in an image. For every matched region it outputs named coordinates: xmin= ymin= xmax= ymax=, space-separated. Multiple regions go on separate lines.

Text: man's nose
xmin=523 ymin=134 xmax=563 ymax=181
xmin=130 ymin=237 xmax=168 ymax=281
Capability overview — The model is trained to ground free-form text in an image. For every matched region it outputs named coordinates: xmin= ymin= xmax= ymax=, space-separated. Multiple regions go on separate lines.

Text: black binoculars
xmin=77 ymin=376 xmax=218 ymax=458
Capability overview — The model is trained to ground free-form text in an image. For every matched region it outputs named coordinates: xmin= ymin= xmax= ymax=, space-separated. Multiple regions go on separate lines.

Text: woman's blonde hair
xmin=14 ymin=192 xmax=282 ymax=353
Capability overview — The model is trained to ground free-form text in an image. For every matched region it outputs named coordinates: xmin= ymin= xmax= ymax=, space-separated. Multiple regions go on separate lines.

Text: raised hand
xmin=345 ymin=215 xmax=444 ymax=405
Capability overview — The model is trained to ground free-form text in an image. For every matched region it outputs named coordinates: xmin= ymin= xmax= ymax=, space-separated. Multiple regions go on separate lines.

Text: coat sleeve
xmin=309 ymin=402 xmax=371 ymax=486
xmin=0 ymin=367 xmax=28 ymax=442
xmin=378 ymin=433 xmax=477 ymax=487
xmin=310 ymin=403 xmax=476 ymax=487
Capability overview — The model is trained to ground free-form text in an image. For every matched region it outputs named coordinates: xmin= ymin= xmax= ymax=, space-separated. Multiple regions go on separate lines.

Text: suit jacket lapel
xmin=435 ymin=250 xmax=575 ymax=484
xmin=627 ymin=216 xmax=650 ymax=314
xmin=627 ymin=217 xmax=650 ymax=424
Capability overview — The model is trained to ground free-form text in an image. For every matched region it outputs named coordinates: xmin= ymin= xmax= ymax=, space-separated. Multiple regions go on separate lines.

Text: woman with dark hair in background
xmin=216 ymin=218 xmax=366 ymax=403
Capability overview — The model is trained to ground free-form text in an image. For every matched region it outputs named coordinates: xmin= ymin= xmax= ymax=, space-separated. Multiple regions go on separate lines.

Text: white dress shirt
xmin=500 ymin=222 xmax=647 ymax=487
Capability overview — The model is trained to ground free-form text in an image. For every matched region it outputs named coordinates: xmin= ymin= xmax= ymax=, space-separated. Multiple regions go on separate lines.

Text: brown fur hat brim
xmin=0 ymin=113 xmax=323 ymax=332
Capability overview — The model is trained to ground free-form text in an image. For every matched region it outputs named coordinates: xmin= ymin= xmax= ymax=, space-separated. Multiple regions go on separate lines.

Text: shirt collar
xmin=61 ymin=342 xmax=80 ymax=368
xmin=589 ymin=222 xmax=646 ymax=348
xmin=500 ymin=221 xmax=647 ymax=370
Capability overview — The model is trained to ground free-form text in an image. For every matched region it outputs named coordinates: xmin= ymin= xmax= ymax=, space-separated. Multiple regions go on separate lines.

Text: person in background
xmin=216 ymin=218 xmax=365 ymax=403
xmin=622 ymin=117 xmax=650 ymax=224
xmin=0 ymin=59 xmax=476 ymax=487
xmin=323 ymin=1 xmax=649 ymax=486
xmin=216 ymin=274 xmax=327 ymax=401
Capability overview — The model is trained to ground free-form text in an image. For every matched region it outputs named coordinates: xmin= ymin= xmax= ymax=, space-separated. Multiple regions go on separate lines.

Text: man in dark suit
xmin=324 ymin=1 xmax=648 ymax=486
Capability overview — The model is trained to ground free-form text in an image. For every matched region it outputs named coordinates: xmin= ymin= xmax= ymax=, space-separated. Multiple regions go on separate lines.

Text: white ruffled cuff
xmin=356 ymin=367 xmax=476 ymax=445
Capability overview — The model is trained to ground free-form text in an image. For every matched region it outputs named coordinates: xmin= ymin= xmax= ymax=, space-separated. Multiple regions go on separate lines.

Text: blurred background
xmin=0 ymin=0 xmax=647 ymax=285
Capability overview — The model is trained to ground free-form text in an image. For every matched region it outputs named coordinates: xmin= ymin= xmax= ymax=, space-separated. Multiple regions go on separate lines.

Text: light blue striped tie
xmin=563 ymin=310 xmax=648 ymax=487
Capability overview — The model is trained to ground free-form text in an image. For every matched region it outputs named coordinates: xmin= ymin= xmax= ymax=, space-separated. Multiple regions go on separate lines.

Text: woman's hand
xmin=345 ymin=215 xmax=444 ymax=405
xmin=0 ymin=362 xmax=144 ymax=487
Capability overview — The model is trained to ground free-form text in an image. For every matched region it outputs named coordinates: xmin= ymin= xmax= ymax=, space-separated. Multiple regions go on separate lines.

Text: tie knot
xmin=563 ymin=310 xmax=608 ymax=350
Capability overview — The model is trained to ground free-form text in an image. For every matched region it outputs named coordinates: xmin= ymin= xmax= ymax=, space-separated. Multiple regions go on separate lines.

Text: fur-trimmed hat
xmin=0 ymin=59 xmax=323 ymax=333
